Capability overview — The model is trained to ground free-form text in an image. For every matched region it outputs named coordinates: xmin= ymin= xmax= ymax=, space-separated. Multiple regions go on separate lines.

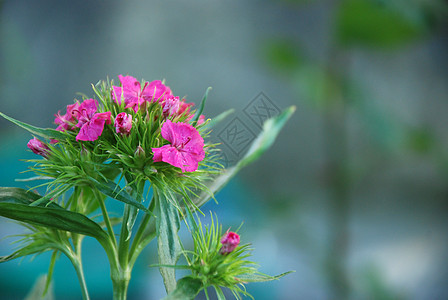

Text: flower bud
xmin=133 ymin=145 xmax=146 ymax=168
xmin=161 ymin=96 xmax=180 ymax=117
xmin=144 ymin=165 xmax=158 ymax=176
xmin=114 ymin=112 xmax=132 ymax=135
xmin=27 ymin=137 xmax=50 ymax=158
xmin=134 ymin=145 xmax=145 ymax=158
xmin=219 ymin=231 xmax=240 ymax=255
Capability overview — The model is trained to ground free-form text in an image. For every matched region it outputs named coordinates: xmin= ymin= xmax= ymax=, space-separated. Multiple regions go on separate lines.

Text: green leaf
xmin=163 ymin=276 xmax=202 ymax=300
xmin=195 ymin=106 xmax=296 ymax=208
xmin=214 ymin=286 xmax=226 ymax=300
xmin=88 ymin=177 xmax=150 ymax=213
xmin=0 ymin=112 xmax=67 ymax=141
xmin=44 ymin=251 xmax=59 ymax=296
xmin=0 ymin=240 xmax=55 ymax=263
xmin=29 ymin=187 xmax=71 ymax=208
xmin=155 ymin=188 xmax=182 ymax=294
xmin=237 ymin=105 xmax=296 ymax=169
xmin=192 ymin=87 xmax=211 ymax=125
xmin=236 ymin=271 xmax=295 ymax=283
xmin=0 ymin=187 xmax=61 ymax=209
xmin=0 ymin=203 xmax=108 ymax=241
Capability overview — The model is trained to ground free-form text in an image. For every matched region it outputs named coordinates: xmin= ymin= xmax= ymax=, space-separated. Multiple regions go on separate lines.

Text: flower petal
xmin=76 ymin=112 xmax=111 ymax=141
xmin=154 ymin=120 xmax=205 ymax=172
xmin=141 ymin=80 xmax=171 ymax=103
xmin=152 ymin=144 xmax=171 ymax=162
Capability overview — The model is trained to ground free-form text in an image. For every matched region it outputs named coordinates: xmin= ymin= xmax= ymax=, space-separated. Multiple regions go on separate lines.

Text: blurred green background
xmin=1 ymin=0 xmax=448 ymax=299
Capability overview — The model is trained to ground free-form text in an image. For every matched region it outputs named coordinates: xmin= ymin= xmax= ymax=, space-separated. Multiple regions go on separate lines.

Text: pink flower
xmin=27 ymin=137 xmax=50 ymax=158
xmin=114 ymin=112 xmax=132 ymax=135
xmin=54 ymin=101 xmax=80 ymax=131
xmin=197 ymin=114 xmax=205 ymax=125
xmin=152 ymin=120 xmax=205 ymax=172
xmin=186 ymin=113 xmax=206 ymax=125
xmin=160 ymin=96 xmax=181 ymax=117
xmin=74 ymin=99 xmax=111 ymax=141
xmin=178 ymin=100 xmax=193 ymax=116
xmin=112 ymin=75 xmax=172 ymax=112
xmin=220 ymin=231 xmax=240 ymax=255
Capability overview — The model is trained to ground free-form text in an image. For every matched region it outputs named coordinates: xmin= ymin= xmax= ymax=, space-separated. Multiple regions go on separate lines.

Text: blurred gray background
xmin=1 ymin=0 xmax=448 ymax=299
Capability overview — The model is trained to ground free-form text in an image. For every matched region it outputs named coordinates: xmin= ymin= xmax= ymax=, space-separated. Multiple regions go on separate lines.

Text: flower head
xmin=160 ymin=96 xmax=181 ymax=117
xmin=54 ymin=101 xmax=80 ymax=131
xmin=27 ymin=137 xmax=50 ymax=158
xmin=114 ymin=112 xmax=132 ymax=136
xmin=112 ymin=75 xmax=172 ymax=112
xmin=220 ymin=231 xmax=240 ymax=255
xmin=74 ymin=99 xmax=111 ymax=141
xmin=152 ymin=120 xmax=205 ymax=172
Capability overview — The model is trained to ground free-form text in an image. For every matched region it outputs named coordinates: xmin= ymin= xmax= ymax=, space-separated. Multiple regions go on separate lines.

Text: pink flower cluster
xmin=220 ymin=231 xmax=240 ymax=255
xmin=111 ymin=75 xmax=204 ymax=123
xmin=41 ymin=75 xmax=207 ymax=172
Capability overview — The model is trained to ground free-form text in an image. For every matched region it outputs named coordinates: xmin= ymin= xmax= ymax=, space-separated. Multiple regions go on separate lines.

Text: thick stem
xmin=91 ymin=189 xmax=129 ymax=299
xmin=118 ymin=204 xmax=131 ymax=266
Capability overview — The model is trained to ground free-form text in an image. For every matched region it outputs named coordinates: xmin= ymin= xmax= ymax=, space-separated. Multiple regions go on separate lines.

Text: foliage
xmin=0 ymin=76 xmax=294 ymax=299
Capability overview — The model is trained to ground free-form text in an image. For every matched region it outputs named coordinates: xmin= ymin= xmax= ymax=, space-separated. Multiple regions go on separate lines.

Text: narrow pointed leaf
xmin=44 ymin=251 xmax=59 ymax=296
xmin=236 ymin=271 xmax=294 ymax=283
xmin=0 ymin=240 xmax=55 ymax=263
xmin=0 ymin=187 xmax=41 ymax=203
xmin=214 ymin=286 xmax=226 ymax=300
xmin=0 ymin=187 xmax=61 ymax=209
xmin=0 ymin=112 xmax=67 ymax=141
xmin=0 ymin=203 xmax=108 ymax=241
xmin=29 ymin=188 xmax=70 ymax=208
xmin=155 ymin=189 xmax=182 ymax=294
xmin=88 ymin=177 xmax=149 ymax=213
xmin=195 ymin=106 xmax=295 ymax=207
xmin=192 ymin=87 xmax=211 ymax=124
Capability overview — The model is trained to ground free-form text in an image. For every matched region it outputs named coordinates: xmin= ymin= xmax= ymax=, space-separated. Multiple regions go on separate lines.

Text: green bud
xmin=144 ymin=164 xmax=158 ymax=176
xmin=133 ymin=145 xmax=146 ymax=168
xmin=134 ymin=145 xmax=145 ymax=158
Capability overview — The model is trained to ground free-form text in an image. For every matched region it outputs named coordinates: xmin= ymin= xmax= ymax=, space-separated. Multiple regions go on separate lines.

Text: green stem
xmin=128 ymin=192 xmax=156 ymax=268
xmin=66 ymin=241 xmax=90 ymax=300
xmin=72 ymin=256 xmax=90 ymax=300
xmin=118 ymin=204 xmax=131 ymax=266
xmin=92 ymin=189 xmax=130 ymax=299
xmin=94 ymin=189 xmax=117 ymax=247
xmin=111 ymin=268 xmax=131 ymax=300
